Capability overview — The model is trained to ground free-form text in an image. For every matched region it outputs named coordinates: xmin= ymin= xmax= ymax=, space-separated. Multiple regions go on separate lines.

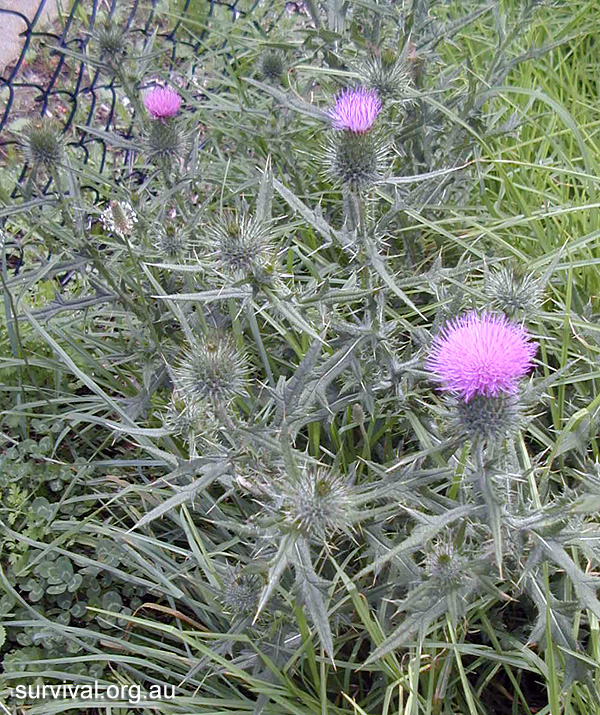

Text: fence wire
xmin=0 ymin=0 xmax=283 ymax=191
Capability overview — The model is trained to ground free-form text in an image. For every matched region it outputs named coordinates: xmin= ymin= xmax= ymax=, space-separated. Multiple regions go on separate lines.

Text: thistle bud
xmin=259 ymin=50 xmax=285 ymax=82
xmin=152 ymin=225 xmax=190 ymax=259
xmin=424 ymin=538 xmax=465 ymax=588
xmin=162 ymin=395 xmax=223 ymax=456
xmin=173 ymin=333 xmax=249 ymax=408
xmin=93 ymin=22 xmax=127 ymax=66
xmin=281 ymin=466 xmax=353 ymax=540
xmin=485 ymin=264 xmax=543 ymax=316
xmin=219 ymin=568 xmax=262 ymax=615
xmin=21 ymin=122 xmax=64 ymax=169
xmin=161 ymin=396 xmax=200 ymax=437
xmin=363 ymin=50 xmax=412 ymax=102
xmin=206 ymin=213 xmax=275 ymax=283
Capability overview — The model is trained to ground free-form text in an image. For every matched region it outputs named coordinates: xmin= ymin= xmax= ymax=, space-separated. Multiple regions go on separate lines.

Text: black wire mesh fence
xmin=0 ymin=0 xmax=285 ymax=190
xmin=0 ymin=0 xmax=296 ymax=285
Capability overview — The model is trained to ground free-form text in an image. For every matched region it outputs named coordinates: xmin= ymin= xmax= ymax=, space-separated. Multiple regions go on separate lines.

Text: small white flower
xmin=100 ymin=201 xmax=138 ymax=239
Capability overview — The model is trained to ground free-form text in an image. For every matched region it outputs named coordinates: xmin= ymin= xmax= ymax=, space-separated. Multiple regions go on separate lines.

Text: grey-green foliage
xmin=2 ymin=0 xmax=600 ymax=713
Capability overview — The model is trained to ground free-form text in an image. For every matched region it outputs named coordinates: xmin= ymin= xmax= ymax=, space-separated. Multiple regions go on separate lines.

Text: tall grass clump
xmin=2 ymin=0 xmax=600 ymax=713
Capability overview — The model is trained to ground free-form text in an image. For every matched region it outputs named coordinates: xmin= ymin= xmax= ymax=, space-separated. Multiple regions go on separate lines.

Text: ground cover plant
xmin=2 ymin=0 xmax=600 ymax=713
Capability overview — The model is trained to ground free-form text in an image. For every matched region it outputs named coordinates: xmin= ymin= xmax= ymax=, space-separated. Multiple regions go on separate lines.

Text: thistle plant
xmin=135 ymin=84 xmax=187 ymax=165
xmin=428 ymin=312 xmax=537 ymax=445
xmin=5 ymin=1 xmax=600 ymax=712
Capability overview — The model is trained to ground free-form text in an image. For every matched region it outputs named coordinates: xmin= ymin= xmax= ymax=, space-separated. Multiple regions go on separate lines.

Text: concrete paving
xmin=0 ymin=0 xmax=59 ymax=74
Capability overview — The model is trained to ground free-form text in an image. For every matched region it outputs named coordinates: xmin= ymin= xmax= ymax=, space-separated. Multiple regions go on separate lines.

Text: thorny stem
xmin=160 ymin=162 xmax=190 ymax=221
xmin=51 ymin=167 xmax=75 ymax=237
xmin=350 ymin=189 xmax=378 ymax=333
xmin=115 ymin=66 xmax=147 ymax=125
xmin=121 ymin=232 xmax=169 ymax=364
xmin=23 ymin=164 xmax=38 ymax=202
xmin=215 ymin=403 xmax=237 ymax=436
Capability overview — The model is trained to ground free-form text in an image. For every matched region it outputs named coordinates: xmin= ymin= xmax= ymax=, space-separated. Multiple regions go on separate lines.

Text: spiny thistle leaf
xmin=253 ymin=532 xmax=297 ymax=623
xmin=539 ymin=538 xmax=600 ymax=620
xmin=128 ymin=462 xmax=231 ymax=532
xmin=365 ymin=587 xmax=453 ymax=663
xmin=273 ymin=178 xmax=341 ymax=246
xmin=357 ymin=505 xmax=475 ymax=579
xmin=293 ymin=537 xmax=334 ymax=660
xmin=526 ymin=575 xmax=598 ymax=696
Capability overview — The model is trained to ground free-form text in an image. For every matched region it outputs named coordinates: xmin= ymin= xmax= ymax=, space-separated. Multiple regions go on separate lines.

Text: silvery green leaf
xmin=293 ymin=537 xmax=334 ymax=660
xmin=254 ymin=532 xmax=297 ymax=622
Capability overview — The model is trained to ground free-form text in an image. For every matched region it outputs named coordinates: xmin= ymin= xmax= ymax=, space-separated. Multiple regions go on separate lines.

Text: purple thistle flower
xmin=330 ymin=87 xmax=382 ymax=134
xmin=427 ymin=312 xmax=537 ymax=402
xmin=144 ymin=86 xmax=182 ymax=120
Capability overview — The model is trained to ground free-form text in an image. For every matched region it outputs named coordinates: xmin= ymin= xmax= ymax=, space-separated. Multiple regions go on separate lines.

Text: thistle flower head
xmin=330 ymin=87 xmax=382 ymax=134
xmin=485 ymin=264 xmax=544 ymax=315
xmin=427 ymin=311 xmax=537 ymax=402
xmin=144 ymin=86 xmax=182 ymax=120
xmin=100 ymin=201 xmax=138 ymax=239
xmin=152 ymin=225 xmax=190 ymax=259
xmin=174 ymin=333 xmax=249 ymax=407
xmin=281 ymin=466 xmax=353 ymax=539
xmin=207 ymin=213 xmax=275 ymax=282
xmin=22 ymin=122 xmax=64 ymax=168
